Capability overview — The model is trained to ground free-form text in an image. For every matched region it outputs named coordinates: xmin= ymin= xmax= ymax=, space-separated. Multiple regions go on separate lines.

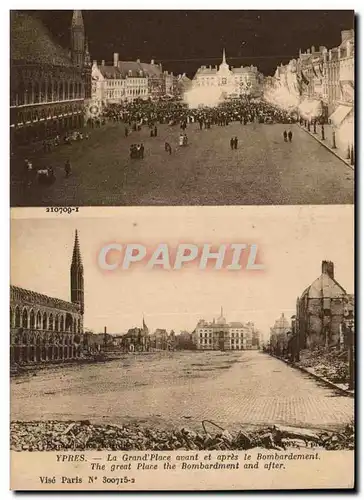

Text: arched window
xmin=29 ymin=310 xmax=35 ymax=329
xmin=42 ymin=312 xmax=47 ymax=330
xmin=22 ymin=308 xmax=28 ymax=328
xmin=36 ymin=311 xmax=42 ymax=329
xmin=49 ymin=314 xmax=54 ymax=331
xmin=15 ymin=307 xmax=21 ymax=327
xmin=60 ymin=316 xmax=64 ymax=332
xmin=55 ymin=315 xmax=59 ymax=332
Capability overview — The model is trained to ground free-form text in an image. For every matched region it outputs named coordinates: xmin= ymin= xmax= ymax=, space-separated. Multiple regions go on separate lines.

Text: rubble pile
xmin=299 ymin=348 xmax=350 ymax=385
xmin=10 ymin=420 xmax=354 ymax=452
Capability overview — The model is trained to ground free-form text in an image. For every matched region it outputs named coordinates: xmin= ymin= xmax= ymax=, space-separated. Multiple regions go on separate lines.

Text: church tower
xmin=70 ymin=230 xmax=84 ymax=314
xmin=71 ymin=10 xmax=85 ymax=67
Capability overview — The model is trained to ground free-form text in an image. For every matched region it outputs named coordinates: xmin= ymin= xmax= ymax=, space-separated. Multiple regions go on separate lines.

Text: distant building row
xmin=266 ymin=28 xmax=354 ymax=153
xmin=90 ymin=53 xmax=192 ymax=109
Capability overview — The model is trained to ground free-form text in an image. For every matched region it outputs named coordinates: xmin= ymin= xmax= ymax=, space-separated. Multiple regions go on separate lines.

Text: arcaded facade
xmin=10 ymin=231 xmax=84 ymax=365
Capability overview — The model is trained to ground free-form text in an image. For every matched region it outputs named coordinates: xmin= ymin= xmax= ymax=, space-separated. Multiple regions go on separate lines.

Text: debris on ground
xmin=10 ymin=420 xmax=354 ymax=452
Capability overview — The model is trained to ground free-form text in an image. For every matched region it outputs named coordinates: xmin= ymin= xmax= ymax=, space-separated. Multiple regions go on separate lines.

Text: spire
xmin=142 ymin=316 xmax=149 ymax=334
xmin=222 ymin=48 xmax=226 ymax=65
xmin=70 ymin=230 xmax=84 ymax=314
xmin=71 ymin=230 xmax=83 ymax=271
xmin=72 ymin=10 xmax=84 ymax=29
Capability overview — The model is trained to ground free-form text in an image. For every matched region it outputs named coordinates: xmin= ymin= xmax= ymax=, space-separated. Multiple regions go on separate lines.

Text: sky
xmin=25 ymin=10 xmax=354 ymax=77
xmin=11 ymin=206 xmax=354 ymax=341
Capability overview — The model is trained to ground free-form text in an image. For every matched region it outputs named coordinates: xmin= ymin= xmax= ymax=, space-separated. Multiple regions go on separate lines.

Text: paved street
xmin=11 ymin=351 xmax=354 ymax=432
xmin=11 ymin=122 xmax=354 ymax=206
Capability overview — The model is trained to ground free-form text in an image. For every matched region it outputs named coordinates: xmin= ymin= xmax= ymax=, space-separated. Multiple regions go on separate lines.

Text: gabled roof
xmin=10 ymin=11 xmax=72 ymax=67
xmin=300 ymin=272 xmax=347 ymax=300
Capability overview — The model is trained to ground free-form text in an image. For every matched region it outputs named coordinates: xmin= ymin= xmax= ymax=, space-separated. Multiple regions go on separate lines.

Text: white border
xmin=2 ymin=3 xmax=362 ymax=498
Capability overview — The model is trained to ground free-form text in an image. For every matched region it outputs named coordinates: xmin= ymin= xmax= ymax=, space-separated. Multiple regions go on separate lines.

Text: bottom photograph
xmin=10 ymin=205 xmax=355 ymax=491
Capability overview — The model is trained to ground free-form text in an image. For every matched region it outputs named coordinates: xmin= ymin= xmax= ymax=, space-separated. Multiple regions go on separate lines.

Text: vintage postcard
xmin=9 ymin=9 xmax=355 ymax=492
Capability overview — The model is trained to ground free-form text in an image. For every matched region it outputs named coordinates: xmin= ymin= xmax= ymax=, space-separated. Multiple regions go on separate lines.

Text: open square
xmin=11 ymin=122 xmax=354 ymax=207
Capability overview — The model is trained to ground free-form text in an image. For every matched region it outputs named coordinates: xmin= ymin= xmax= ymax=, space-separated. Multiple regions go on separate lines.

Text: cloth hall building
xmin=10 ymin=10 xmax=92 ymax=146
xmin=10 ymin=231 xmax=85 ymax=365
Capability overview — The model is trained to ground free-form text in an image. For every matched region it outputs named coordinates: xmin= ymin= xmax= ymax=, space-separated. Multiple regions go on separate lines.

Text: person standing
xmin=288 ymin=130 xmax=293 ymax=142
xmin=230 ymin=137 xmax=234 ymax=150
xmin=283 ymin=130 xmax=288 ymax=142
xmin=234 ymin=136 xmax=238 ymax=149
xmin=140 ymin=143 xmax=144 ymax=159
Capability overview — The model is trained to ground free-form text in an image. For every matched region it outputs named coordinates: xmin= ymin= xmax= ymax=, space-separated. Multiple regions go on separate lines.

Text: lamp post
xmin=332 ymin=129 xmax=336 ymax=149
xmin=321 ymin=124 xmax=325 ymax=140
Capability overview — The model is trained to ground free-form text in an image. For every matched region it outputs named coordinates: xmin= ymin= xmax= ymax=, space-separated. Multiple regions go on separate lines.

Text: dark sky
xmin=27 ymin=10 xmax=354 ymax=76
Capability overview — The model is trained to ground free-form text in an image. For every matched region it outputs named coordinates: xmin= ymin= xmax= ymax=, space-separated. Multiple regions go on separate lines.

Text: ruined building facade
xmin=10 ymin=231 xmax=85 ymax=365
xmin=295 ymin=260 xmax=352 ymax=349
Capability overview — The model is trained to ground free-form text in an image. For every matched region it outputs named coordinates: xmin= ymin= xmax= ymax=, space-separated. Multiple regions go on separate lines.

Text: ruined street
xmin=11 ymin=350 xmax=354 ymax=432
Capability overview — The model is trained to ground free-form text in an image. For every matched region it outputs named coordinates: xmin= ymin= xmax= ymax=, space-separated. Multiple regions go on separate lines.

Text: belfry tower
xmin=71 ymin=10 xmax=85 ymax=67
xmin=70 ymin=230 xmax=84 ymax=315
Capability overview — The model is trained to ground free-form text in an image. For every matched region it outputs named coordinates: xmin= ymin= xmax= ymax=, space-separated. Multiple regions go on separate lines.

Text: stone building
xmin=295 ymin=260 xmax=353 ymax=349
xmin=326 ymin=29 xmax=355 ymax=154
xmin=10 ymin=10 xmax=92 ymax=146
xmin=10 ymin=231 xmax=84 ymax=365
xmin=194 ymin=308 xmax=255 ymax=351
xmin=269 ymin=313 xmax=291 ymax=356
xmin=90 ymin=54 xmax=177 ymax=109
xmin=192 ymin=49 xmax=263 ymax=100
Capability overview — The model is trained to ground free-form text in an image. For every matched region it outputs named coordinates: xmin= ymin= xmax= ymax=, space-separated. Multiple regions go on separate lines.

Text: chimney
xmin=322 ymin=260 xmax=334 ymax=279
xmin=311 ymin=45 xmax=315 ymax=53
xmin=113 ymin=52 xmax=119 ymax=67
xmin=136 ymin=58 xmax=141 ymax=63
xmin=151 ymin=58 xmax=155 ymax=64
xmin=101 ymin=59 xmax=105 ymax=66
xmin=104 ymin=326 xmax=107 ymax=334
xmin=92 ymin=59 xmax=97 ymax=67
xmin=307 ymin=48 xmax=310 ymax=54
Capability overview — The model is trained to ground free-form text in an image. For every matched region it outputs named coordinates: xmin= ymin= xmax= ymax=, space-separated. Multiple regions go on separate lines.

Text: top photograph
xmin=10 ymin=10 xmax=355 ymax=207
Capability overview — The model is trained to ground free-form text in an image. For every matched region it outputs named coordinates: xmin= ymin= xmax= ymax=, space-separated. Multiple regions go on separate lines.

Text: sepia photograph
xmin=8 ymin=7 xmax=356 ymax=492
xmin=10 ymin=207 xmax=354 ymax=461
xmin=10 ymin=10 xmax=354 ymax=207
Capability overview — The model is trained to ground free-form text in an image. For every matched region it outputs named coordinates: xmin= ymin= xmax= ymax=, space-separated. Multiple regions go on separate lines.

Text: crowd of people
xmin=101 ymin=97 xmax=297 ymax=131
xmin=19 ymin=97 xmax=300 ymax=187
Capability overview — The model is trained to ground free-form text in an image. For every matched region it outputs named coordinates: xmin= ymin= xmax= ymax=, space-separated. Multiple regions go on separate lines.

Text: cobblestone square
xmin=11 ymin=351 xmax=354 ymax=432
xmin=11 ymin=122 xmax=354 ymax=207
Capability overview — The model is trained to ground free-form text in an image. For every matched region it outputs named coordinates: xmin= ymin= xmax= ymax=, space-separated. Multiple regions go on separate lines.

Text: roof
xmin=10 ymin=11 xmax=72 ymax=67
xmin=300 ymin=272 xmax=347 ymax=300
xmin=99 ymin=65 xmax=124 ymax=80
xmin=10 ymin=285 xmax=80 ymax=313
